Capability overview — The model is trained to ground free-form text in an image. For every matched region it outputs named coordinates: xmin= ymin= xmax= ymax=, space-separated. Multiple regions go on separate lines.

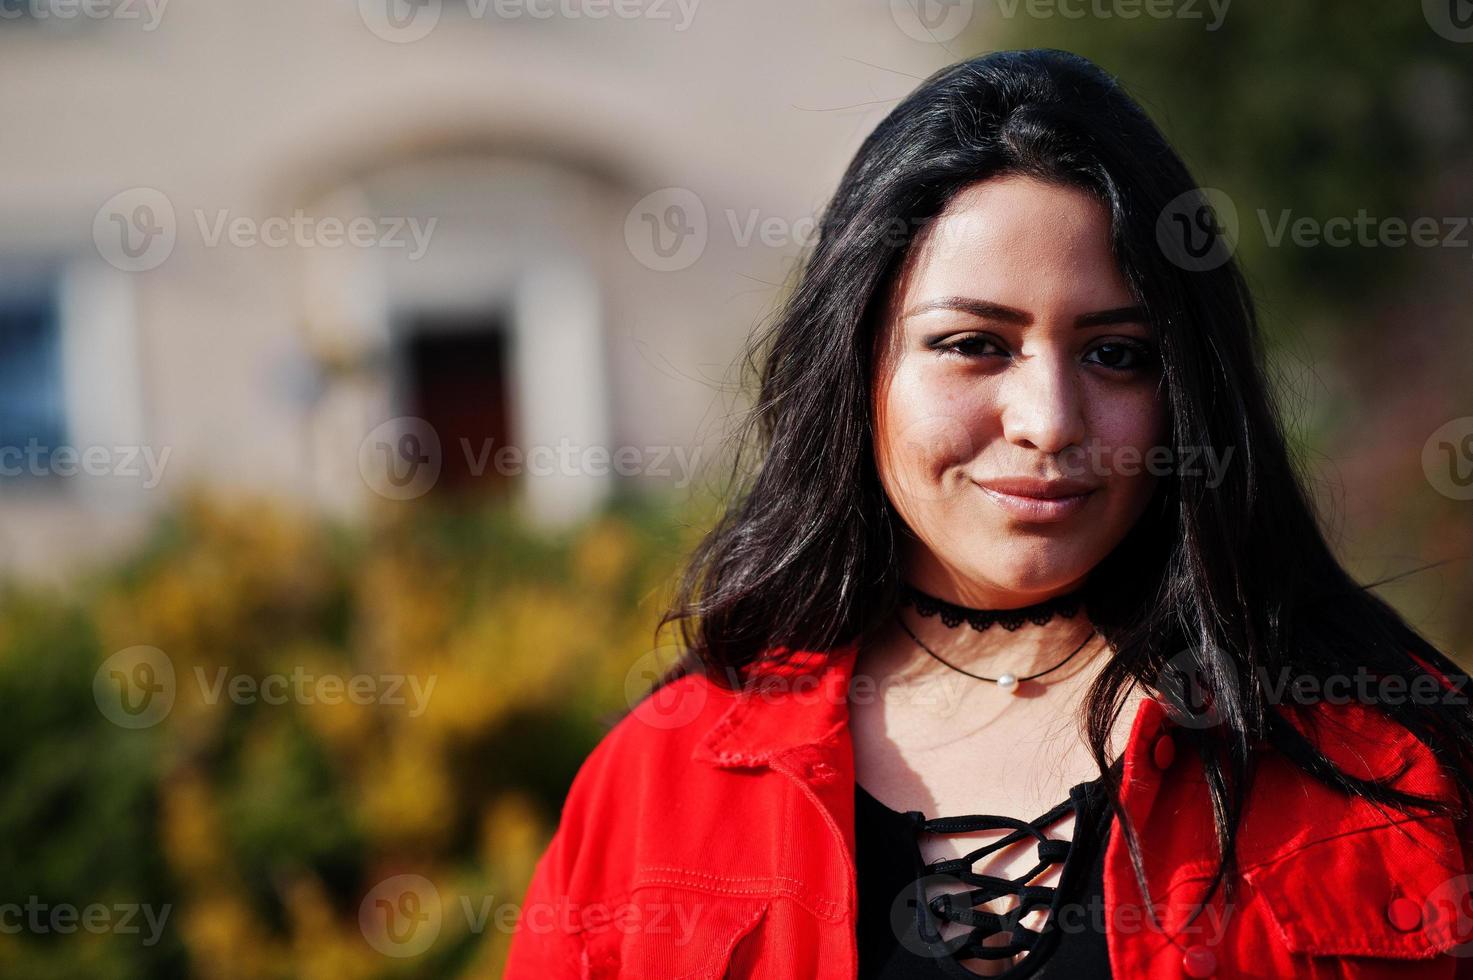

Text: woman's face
xmin=872 ymin=175 xmax=1167 ymax=606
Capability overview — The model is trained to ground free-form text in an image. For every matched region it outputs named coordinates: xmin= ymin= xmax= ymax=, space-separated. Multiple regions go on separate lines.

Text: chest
xmin=847 ymin=674 xmax=1130 ymax=824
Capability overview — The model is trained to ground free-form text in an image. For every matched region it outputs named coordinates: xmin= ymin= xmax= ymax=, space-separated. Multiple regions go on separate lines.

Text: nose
xmin=998 ymin=354 xmax=1086 ymax=455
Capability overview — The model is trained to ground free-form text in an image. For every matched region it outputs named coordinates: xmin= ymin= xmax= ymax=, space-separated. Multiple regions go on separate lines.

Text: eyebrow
xmin=902 ymin=296 xmax=1150 ymax=328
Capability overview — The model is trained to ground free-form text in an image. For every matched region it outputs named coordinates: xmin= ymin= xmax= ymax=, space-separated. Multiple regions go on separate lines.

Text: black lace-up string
xmin=902 ymin=797 xmax=1077 ymax=964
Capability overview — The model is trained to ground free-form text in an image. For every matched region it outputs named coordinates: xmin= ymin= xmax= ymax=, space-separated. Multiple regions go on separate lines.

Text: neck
xmin=904 ymin=566 xmax=1089 ymax=611
xmin=885 ymin=606 xmax=1102 ymax=684
xmin=862 ymin=547 xmax=1106 ymax=683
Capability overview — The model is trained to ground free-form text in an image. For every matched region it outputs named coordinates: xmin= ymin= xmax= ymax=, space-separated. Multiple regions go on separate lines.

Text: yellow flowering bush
xmin=0 ymin=486 xmax=706 ymax=979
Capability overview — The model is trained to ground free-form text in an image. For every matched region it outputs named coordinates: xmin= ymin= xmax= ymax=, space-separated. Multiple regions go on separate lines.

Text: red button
xmin=1152 ymin=733 xmax=1177 ymax=770
xmin=1387 ymin=896 xmax=1423 ymax=931
xmin=1181 ymin=945 xmax=1215 ymax=977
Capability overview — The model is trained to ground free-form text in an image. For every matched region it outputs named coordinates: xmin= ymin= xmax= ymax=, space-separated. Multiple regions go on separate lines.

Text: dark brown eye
xmin=1085 ymin=340 xmax=1155 ymax=371
xmin=940 ymin=335 xmax=1007 ymax=358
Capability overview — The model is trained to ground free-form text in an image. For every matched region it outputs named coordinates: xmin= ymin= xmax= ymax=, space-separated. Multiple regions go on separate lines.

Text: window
xmin=398 ymin=311 xmax=515 ymax=498
xmin=0 ymin=280 xmax=67 ymax=480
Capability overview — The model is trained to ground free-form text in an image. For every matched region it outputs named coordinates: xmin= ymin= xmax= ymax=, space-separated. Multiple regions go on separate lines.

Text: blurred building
xmin=0 ymin=0 xmax=953 ymax=580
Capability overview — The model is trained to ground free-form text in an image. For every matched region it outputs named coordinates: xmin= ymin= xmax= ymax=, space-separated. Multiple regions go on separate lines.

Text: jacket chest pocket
xmin=1242 ymin=813 xmax=1469 ymax=977
xmin=575 ymin=887 xmax=769 ymax=980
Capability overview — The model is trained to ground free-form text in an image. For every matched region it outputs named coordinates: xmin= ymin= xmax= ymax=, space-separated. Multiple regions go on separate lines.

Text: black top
xmin=854 ymin=763 xmax=1118 ymax=979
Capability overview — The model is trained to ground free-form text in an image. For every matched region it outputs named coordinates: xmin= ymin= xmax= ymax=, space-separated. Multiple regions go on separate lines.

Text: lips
xmin=973 ymin=476 xmax=1098 ymax=523
xmin=978 ymin=476 xmax=1097 ymax=498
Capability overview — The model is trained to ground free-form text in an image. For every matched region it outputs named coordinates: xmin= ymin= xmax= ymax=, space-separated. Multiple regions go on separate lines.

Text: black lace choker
xmin=898 ymin=582 xmax=1086 ymax=632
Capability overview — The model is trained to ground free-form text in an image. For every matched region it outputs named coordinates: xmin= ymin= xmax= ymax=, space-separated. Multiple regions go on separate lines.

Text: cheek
xmin=875 ymin=363 xmax=998 ymax=487
xmin=1083 ymin=386 xmax=1168 ymax=497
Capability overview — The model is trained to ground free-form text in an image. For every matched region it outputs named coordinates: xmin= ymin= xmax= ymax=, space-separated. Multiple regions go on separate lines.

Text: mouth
xmin=973 ymin=477 xmax=1098 ymax=524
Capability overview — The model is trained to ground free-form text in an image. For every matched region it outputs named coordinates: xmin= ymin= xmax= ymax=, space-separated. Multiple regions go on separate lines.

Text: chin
xmin=971 ymin=543 xmax=1098 ymax=599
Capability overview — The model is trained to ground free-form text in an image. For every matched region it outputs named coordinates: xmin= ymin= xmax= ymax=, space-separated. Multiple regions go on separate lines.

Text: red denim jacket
xmin=504 ymin=641 xmax=1473 ymax=978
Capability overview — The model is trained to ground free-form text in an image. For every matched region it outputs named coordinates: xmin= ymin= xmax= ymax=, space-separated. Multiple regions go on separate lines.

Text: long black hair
xmin=655 ymin=48 xmax=1473 ymax=922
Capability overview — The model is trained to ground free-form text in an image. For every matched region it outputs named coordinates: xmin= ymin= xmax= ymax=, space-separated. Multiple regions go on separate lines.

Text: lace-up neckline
xmin=901 ymin=797 xmax=1075 ymax=967
xmin=854 ymin=766 xmax=1118 ymax=979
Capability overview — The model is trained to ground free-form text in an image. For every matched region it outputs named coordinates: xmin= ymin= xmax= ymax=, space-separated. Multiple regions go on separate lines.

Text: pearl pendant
xmin=996 ymin=672 xmax=1019 ymax=694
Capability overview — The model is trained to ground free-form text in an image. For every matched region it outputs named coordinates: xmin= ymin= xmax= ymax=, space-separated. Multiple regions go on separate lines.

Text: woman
xmin=504 ymin=49 xmax=1473 ymax=978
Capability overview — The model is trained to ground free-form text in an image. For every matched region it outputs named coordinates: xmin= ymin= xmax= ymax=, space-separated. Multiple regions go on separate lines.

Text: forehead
xmin=891 ymin=175 xmax=1132 ymax=311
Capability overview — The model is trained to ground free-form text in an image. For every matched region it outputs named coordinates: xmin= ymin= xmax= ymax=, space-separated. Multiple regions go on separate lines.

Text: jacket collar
xmin=691 ymin=640 xmax=864 ymax=768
